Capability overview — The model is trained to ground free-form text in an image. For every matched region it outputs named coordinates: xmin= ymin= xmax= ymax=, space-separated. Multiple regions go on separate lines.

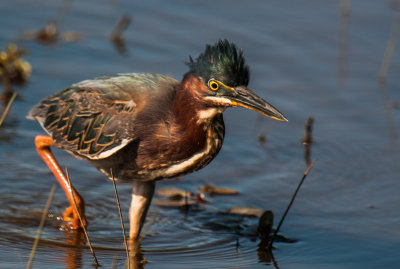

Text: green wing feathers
xmin=29 ymin=87 xmax=135 ymax=159
xmin=28 ymin=73 xmax=178 ymax=159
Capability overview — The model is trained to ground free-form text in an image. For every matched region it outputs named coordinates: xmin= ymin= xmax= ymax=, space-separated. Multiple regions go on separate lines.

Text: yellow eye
xmin=208 ymin=80 xmax=220 ymax=91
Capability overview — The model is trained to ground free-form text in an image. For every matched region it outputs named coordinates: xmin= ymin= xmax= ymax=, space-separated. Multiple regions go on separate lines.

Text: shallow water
xmin=1 ymin=0 xmax=400 ymax=268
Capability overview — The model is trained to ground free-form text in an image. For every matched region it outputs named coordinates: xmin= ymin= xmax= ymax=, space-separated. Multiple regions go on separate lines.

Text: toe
xmin=62 ymin=206 xmax=88 ymax=229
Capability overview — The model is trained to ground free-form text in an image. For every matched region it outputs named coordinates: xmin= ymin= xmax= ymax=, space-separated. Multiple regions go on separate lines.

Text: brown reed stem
xmin=378 ymin=11 xmax=400 ymax=84
xmin=65 ymin=167 xmax=100 ymax=266
xmin=110 ymin=169 xmax=130 ymax=268
xmin=26 ymin=184 xmax=56 ymax=269
xmin=0 ymin=91 xmax=17 ymax=127
xmin=267 ymin=159 xmax=316 ymax=250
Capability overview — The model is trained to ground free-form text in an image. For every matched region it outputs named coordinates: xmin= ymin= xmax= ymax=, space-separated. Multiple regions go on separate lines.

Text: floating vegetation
xmin=0 ymin=43 xmax=31 ymax=102
xmin=154 ymin=187 xmax=198 ymax=208
xmin=156 ymin=187 xmax=192 ymax=200
xmin=0 ymin=43 xmax=31 ymax=126
xmin=20 ymin=20 xmax=83 ymax=45
xmin=199 ymin=185 xmax=239 ymax=196
xmin=229 ymin=206 xmax=263 ymax=217
xmin=153 ymin=199 xmax=196 ymax=208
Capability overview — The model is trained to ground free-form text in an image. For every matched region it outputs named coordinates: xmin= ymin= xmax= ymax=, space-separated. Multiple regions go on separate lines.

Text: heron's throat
xmin=197 ymin=107 xmax=225 ymax=122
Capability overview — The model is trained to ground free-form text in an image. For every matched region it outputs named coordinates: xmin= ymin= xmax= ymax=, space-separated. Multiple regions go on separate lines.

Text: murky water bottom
xmin=1 ymin=0 xmax=400 ymax=268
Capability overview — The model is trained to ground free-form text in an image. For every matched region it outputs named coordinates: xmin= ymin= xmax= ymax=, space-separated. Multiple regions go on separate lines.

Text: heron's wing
xmin=28 ymin=73 xmax=178 ymax=160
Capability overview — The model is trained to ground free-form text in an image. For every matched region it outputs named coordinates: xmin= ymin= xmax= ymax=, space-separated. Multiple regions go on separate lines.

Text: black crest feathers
xmin=185 ymin=39 xmax=249 ymax=87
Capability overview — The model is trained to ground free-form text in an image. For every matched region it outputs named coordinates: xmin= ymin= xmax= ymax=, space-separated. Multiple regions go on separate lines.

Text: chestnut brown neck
xmin=171 ymin=75 xmax=210 ymax=156
xmin=173 ymin=75 xmax=208 ymax=121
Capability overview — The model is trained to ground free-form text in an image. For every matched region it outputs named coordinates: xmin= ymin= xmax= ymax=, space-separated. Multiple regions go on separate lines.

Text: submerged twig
xmin=110 ymin=168 xmax=130 ymax=268
xmin=267 ymin=160 xmax=316 ymax=250
xmin=337 ymin=0 xmax=351 ymax=83
xmin=0 ymin=91 xmax=17 ymax=127
xmin=26 ymin=184 xmax=56 ymax=269
xmin=65 ymin=167 xmax=100 ymax=266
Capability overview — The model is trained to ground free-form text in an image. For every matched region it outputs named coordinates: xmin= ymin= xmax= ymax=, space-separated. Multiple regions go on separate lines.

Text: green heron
xmin=28 ymin=40 xmax=287 ymax=240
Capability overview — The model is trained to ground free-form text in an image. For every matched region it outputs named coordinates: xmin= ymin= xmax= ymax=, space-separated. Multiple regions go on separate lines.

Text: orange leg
xmin=35 ymin=135 xmax=87 ymax=229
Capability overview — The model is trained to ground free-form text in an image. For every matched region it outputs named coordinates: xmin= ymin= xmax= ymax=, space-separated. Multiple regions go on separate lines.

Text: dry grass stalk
xmin=110 ymin=169 xmax=130 ymax=268
xmin=378 ymin=11 xmax=400 ymax=83
xmin=0 ymin=91 xmax=17 ymax=127
xmin=65 ymin=167 xmax=100 ymax=266
xmin=26 ymin=184 xmax=56 ymax=269
xmin=268 ymin=159 xmax=316 ymax=250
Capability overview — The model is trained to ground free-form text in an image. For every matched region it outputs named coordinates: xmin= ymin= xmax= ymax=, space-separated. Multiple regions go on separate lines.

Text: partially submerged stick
xmin=110 ymin=15 xmax=131 ymax=56
xmin=0 ymin=91 xmax=17 ymax=128
xmin=65 ymin=167 xmax=100 ymax=266
xmin=110 ymin=169 xmax=130 ymax=268
xmin=26 ymin=184 xmax=56 ymax=269
xmin=302 ymin=116 xmax=314 ymax=146
xmin=302 ymin=116 xmax=314 ymax=165
xmin=267 ymin=160 xmax=316 ymax=250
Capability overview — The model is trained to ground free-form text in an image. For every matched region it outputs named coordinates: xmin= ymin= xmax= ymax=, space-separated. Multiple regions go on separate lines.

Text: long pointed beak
xmin=224 ymin=86 xmax=288 ymax=121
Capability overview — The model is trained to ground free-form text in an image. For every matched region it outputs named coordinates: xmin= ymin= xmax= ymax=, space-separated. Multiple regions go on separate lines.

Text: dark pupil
xmin=212 ymin=83 xmax=218 ymax=89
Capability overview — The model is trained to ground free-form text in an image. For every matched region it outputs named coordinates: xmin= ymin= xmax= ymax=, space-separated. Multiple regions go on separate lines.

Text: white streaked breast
xmin=164 ymin=140 xmax=212 ymax=175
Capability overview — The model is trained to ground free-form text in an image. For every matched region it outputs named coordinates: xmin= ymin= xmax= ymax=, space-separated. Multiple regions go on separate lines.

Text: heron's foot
xmin=62 ymin=205 xmax=88 ymax=229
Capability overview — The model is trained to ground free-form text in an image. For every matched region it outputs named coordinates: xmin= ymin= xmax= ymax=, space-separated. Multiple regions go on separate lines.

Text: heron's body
xmin=28 ymin=40 xmax=286 ymax=241
xmin=29 ymin=73 xmax=224 ymax=182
